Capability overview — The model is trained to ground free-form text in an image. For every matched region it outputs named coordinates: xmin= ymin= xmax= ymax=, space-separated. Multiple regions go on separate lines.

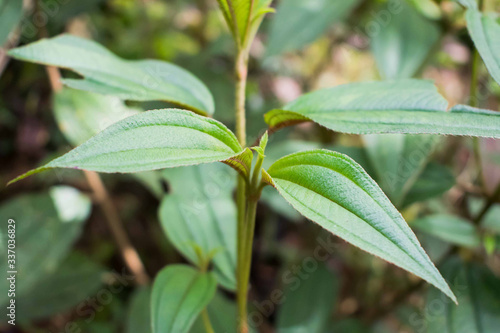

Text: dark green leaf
xmin=9 ymin=109 xmax=243 ymax=184
xmin=372 ymin=1 xmax=440 ymax=79
xmin=266 ymin=0 xmax=361 ymax=56
xmin=151 ymin=265 xmax=217 ymax=333
xmin=0 ymin=186 xmax=91 ymax=305
xmin=160 ymin=164 xmax=237 ymax=290
xmin=426 ymin=257 xmax=500 ymax=332
xmin=412 ymin=214 xmax=480 ymax=248
xmin=8 ymin=35 xmax=214 ymax=115
xmin=126 ymin=287 xmax=152 ymax=333
xmin=466 ymin=8 xmax=500 ymax=85
xmin=190 ymin=293 xmax=243 ymax=333
xmin=0 ymin=0 xmax=23 ymax=45
xmin=265 ymin=80 xmax=500 ymax=138
xmin=277 ymin=264 xmax=339 ymax=333
xmin=267 ymin=150 xmax=456 ymax=302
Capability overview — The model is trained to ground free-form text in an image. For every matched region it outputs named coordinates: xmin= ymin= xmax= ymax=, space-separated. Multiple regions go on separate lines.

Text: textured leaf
xmin=126 ymin=287 xmax=152 ymax=333
xmin=54 ymin=88 xmax=140 ymax=147
xmin=265 ymin=80 xmax=500 ymax=138
xmin=8 ymin=34 xmax=214 ymax=115
xmin=266 ymin=0 xmax=360 ymax=56
xmin=151 ymin=265 xmax=217 ymax=333
xmin=466 ymin=9 xmax=500 ymax=86
xmin=160 ymin=164 xmax=237 ymax=290
xmin=267 ymin=150 xmax=456 ymax=302
xmin=402 ymin=162 xmax=455 ymax=208
xmin=426 ymin=257 xmax=500 ymax=333
xmin=9 ymin=109 xmax=243 ymax=184
xmin=412 ymin=215 xmax=480 ymax=248
xmin=372 ymin=1 xmax=440 ymax=79
xmin=0 ymin=186 xmax=91 ymax=305
xmin=16 ymin=253 xmax=104 ymax=320
xmin=277 ymin=264 xmax=339 ymax=333
xmin=0 ymin=0 xmax=23 ymax=45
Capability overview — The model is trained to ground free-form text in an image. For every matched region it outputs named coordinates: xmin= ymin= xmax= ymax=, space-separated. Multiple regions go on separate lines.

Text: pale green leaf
xmin=151 ymin=265 xmax=217 ymax=333
xmin=0 ymin=0 xmax=23 ymax=45
xmin=456 ymin=0 xmax=477 ymax=8
xmin=126 ymin=287 xmax=152 ymax=333
xmin=426 ymin=257 xmax=500 ymax=333
xmin=412 ymin=214 xmax=480 ymax=248
xmin=9 ymin=109 xmax=243 ymax=184
xmin=277 ymin=264 xmax=339 ymax=333
xmin=466 ymin=9 xmax=500 ymax=86
xmin=16 ymin=253 xmax=104 ymax=320
xmin=372 ymin=1 xmax=440 ymax=79
xmin=0 ymin=186 xmax=91 ymax=305
xmin=8 ymin=34 xmax=214 ymax=115
xmin=265 ymin=80 xmax=500 ymax=138
xmin=160 ymin=163 xmax=237 ymax=290
xmin=266 ymin=0 xmax=361 ymax=56
xmin=267 ymin=150 xmax=456 ymax=302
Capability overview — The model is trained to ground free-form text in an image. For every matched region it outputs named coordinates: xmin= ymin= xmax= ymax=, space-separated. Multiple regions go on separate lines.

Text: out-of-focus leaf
xmin=151 ymin=265 xmax=216 ymax=333
xmin=412 ymin=214 xmax=480 ymax=248
xmin=160 ymin=163 xmax=237 ymax=290
xmin=41 ymin=0 xmax=106 ymax=31
xmin=9 ymin=109 xmax=243 ymax=184
xmin=481 ymin=204 xmax=500 ymax=234
xmin=417 ymin=232 xmax=452 ymax=263
xmin=54 ymin=88 xmax=139 ymax=147
xmin=402 ymin=162 xmax=455 ymax=208
xmin=466 ymin=9 xmax=500 ymax=85
xmin=126 ymin=287 xmax=152 ymax=333
xmin=426 ymin=257 xmax=500 ymax=332
xmin=457 ymin=0 xmax=477 ymax=8
xmin=329 ymin=319 xmax=369 ymax=333
xmin=276 ymin=264 xmax=339 ymax=333
xmin=190 ymin=292 xmax=242 ymax=333
xmin=265 ymin=0 xmax=361 ymax=56
xmin=16 ymin=253 xmax=104 ymax=320
xmin=372 ymin=1 xmax=440 ymax=79
xmin=0 ymin=0 xmax=22 ymax=45
xmin=0 ymin=186 xmax=91 ymax=305
xmin=8 ymin=35 xmax=214 ymax=115
xmin=265 ymin=80 xmax=500 ymax=138
xmin=267 ymin=150 xmax=456 ymax=302
xmin=363 ymin=134 xmax=439 ymax=207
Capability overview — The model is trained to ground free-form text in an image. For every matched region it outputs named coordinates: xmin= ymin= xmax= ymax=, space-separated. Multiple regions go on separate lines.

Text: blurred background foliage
xmin=1 ymin=0 xmax=500 ymax=332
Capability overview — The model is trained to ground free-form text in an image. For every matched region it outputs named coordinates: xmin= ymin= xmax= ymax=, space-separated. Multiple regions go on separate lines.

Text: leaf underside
xmin=267 ymin=149 xmax=456 ymax=302
xmin=265 ymin=80 xmax=500 ymax=138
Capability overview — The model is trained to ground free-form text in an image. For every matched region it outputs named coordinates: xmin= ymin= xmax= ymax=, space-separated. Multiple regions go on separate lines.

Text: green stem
xmin=201 ymin=308 xmax=215 ymax=333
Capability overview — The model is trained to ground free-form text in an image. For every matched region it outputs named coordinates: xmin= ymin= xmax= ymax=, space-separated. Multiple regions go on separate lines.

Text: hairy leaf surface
xmin=9 ymin=109 xmax=243 ymax=184
xmin=151 ymin=265 xmax=216 ymax=333
xmin=267 ymin=150 xmax=456 ymax=302
xmin=265 ymin=80 xmax=500 ymax=138
xmin=8 ymin=35 xmax=214 ymax=114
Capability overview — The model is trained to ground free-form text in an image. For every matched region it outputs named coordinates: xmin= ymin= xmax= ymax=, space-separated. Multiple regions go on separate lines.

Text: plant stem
xmin=201 ymin=308 xmax=215 ymax=333
xmin=234 ymin=48 xmax=252 ymax=333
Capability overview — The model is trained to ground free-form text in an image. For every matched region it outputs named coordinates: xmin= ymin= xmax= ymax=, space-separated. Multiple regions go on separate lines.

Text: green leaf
xmin=266 ymin=0 xmax=361 ymax=56
xmin=190 ymin=293 xmax=242 ymax=333
xmin=456 ymin=0 xmax=477 ymax=9
xmin=426 ymin=257 xmax=500 ymax=333
xmin=412 ymin=214 xmax=480 ymax=248
xmin=363 ymin=134 xmax=439 ymax=207
xmin=277 ymin=264 xmax=339 ymax=333
xmin=54 ymin=88 xmax=140 ymax=147
xmin=151 ymin=265 xmax=217 ymax=333
xmin=265 ymin=80 xmax=500 ymax=138
xmin=372 ymin=1 xmax=440 ymax=79
xmin=402 ymin=162 xmax=455 ymax=208
xmin=16 ymin=253 xmax=104 ymax=320
xmin=0 ymin=186 xmax=91 ymax=305
xmin=267 ymin=150 xmax=456 ymax=302
xmin=160 ymin=163 xmax=237 ymax=290
xmin=0 ymin=0 xmax=23 ymax=45
xmin=8 ymin=34 xmax=214 ymax=115
xmin=9 ymin=109 xmax=243 ymax=184
xmin=126 ymin=287 xmax=152 ymax=333
xmin=466 ymin=9 xmax=500 ymax=86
